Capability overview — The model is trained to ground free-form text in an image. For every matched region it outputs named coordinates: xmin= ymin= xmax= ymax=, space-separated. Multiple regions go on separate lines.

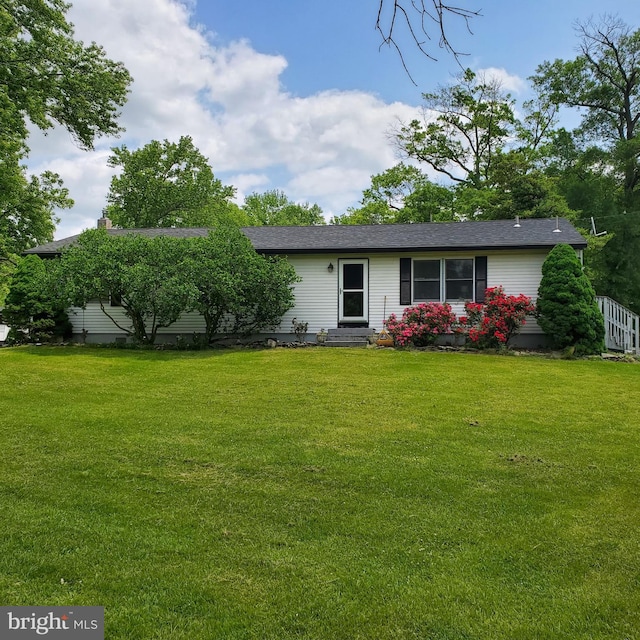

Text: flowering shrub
xmin=385 ymin=303 xmax=457 ymax=347
xmin=459 ymin=286 xmax=535 ymax=349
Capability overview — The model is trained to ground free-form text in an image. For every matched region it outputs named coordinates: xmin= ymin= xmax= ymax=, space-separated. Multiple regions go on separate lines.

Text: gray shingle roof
xmin=26 ymin=218 xmax=586 ymax=256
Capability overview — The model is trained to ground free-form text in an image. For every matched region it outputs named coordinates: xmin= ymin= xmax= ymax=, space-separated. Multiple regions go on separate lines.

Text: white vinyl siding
xmin=370 ymin=250 xmax=546 ymax=332
xmin=276 ymin=255 xmax=340 ymax=335
xmin=486 ymin=251 xmax=546 ymax=300
xmin=68 ymin=305 xmax=207 ymax=337
xmin=486 ymin=250 xmax=546 ymax=334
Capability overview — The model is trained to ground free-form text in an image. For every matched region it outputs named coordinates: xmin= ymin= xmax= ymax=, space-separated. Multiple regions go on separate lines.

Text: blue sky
xmin=196 ymin=0 xmax=640 ymax=103
xmin=27 ymin=0 xmax=640 ymax=239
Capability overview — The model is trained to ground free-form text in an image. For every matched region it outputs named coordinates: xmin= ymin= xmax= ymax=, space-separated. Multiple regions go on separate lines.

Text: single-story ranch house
xmin=27 ymin=217 xmax=593 ymax=347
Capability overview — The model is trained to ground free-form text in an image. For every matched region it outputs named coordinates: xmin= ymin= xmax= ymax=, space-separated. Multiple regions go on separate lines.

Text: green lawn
xmin=0 ymin=346 xmax=639 ymax=639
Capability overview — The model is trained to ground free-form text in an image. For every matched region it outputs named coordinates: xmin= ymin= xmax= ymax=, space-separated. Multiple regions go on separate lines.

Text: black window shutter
xmin=475 ymin=256 xmax=487 ymax=302
xmin=400 ymin=258 xmax=412 ymax=305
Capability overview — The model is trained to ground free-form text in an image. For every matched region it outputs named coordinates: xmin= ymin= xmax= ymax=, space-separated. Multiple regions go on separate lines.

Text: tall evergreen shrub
xmin=1 ymin=255 xmax=72 ymax=343
xmin=537 ymin=244 xmax=605 ymax=355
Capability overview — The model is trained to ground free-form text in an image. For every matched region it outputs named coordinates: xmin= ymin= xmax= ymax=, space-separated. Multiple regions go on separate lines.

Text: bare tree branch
xmin=376 ymin=0 xmax=481 ymax=83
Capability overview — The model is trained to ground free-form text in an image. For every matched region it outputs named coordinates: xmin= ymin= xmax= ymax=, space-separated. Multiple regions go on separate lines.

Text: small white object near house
xmin=0 ymin=323 xmax=8 ymax=343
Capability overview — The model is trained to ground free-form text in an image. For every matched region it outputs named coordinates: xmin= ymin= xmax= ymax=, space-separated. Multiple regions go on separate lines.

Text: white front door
xmin=339 ymin=259 xmax=369 ymax=324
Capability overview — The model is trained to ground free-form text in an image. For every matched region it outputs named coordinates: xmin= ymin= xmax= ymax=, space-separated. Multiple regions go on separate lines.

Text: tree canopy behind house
xmin=242 ymin=190 xmax=325 ymax=226
xmin=332 ymin=164 xmax=456 ymax=224
xmin=532 ymin=17 xmax=640 ymax=312
xmin=105 ymin=136 xmax=244 ymax=229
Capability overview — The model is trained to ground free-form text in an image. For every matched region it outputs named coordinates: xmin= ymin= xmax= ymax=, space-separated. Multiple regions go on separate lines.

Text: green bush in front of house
xmin=537 ymin=243 xmax=605 ymax=355
xmin=1 ymin=255 xmax=72 ymax=343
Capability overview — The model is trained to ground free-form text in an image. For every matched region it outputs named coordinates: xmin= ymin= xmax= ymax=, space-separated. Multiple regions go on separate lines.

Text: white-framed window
xmin=444 ymin=258 xmax=474 ymax=301
xmin=413 ymin=259 xmax=441 ymax=302
xmin=401 ymin=256 xmax=486 ymax=306
xmin=411 ymin=258 xmax=475 ymax=303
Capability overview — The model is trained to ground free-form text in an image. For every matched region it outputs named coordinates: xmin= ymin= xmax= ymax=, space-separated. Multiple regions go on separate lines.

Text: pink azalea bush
xmin=459 ymin=286 xmax=535 ymax=349
xmin=385 ymin=303 xmax=457 ymax=347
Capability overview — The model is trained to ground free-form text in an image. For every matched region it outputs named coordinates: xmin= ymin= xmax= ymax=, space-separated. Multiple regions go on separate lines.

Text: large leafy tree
xmin=0 ymin=0 xmax=131 ymax=264
xmin=474 ymin=151 xmax=574 ymax=221
xmin=0 ymin=153 xmax=73 ymax=260
xmin=0 ymin=0 xmax=132 ymax=149
xmin=533 ymin=18 xmax=640 ymax=311
xmin=532 ymin=17 xmax=640 ymax=207
xmin=532 ymin=17 xmax=640 ymax=202
xmin=185 ymin=227 xmax=299 ymax=342
xmin=543 ymin=131 xmax=620 ymax=223
xmin=55 ymin=227 xmax=299 ymax=345
xmin=391 ymin=69 xmax=574 ymax=221
xmin=242 ymin=190 xmax=325 ymax=226
xmin=105 ymin=136 xmax=243 ymax=228
xmin=395 ymin=69 xmax=516 ymax=189
xmin=56 ymin=230 xmax=197 ymax=344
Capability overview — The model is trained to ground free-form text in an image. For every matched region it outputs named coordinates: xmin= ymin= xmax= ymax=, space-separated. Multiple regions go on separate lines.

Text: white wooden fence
xmin=596 ymin=296 xmax=639 ymax=354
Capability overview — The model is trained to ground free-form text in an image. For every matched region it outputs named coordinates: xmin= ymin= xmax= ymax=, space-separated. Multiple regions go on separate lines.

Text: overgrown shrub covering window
xmin=536 ymin=244 xmax=605 ymax=355
xmin=55 ymin=227 xmax=299 ymax=345
xmin=459 ymin=286 xmax=535 ymax=349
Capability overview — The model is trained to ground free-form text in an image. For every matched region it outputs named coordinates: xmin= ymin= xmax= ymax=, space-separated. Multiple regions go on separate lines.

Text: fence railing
xmin=596 ymin=296 xmax=639 ymax=354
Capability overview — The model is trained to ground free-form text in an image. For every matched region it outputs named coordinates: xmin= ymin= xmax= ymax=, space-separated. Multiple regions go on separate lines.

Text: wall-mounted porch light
xmin=328 ymin=262 xmax=334 ymax=273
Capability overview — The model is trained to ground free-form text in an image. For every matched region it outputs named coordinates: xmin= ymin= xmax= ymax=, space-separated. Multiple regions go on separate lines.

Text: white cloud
xmin=476 ymin=67 xmax=526 ymax=94
xmin=288 ymin=166 xmax=374 ymax=216
xmin=27 ymin=0 xmax=422 ymax=238
xmin=206 ymin=40 xmax=289 ymax=112
xmin=228 ymin=173 xmax=270 ymax=204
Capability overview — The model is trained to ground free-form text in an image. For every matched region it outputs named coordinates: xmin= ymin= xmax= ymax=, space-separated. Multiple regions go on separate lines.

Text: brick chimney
xmin=97 ymin=215 xmax=113 ymax=229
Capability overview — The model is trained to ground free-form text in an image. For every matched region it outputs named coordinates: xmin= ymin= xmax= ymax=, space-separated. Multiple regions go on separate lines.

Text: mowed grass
xmin=0 ymin=347 xmax=639 ymax=640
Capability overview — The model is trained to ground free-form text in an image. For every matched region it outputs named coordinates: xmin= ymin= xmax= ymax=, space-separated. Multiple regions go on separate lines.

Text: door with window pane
xmin=339 ymin=259 xmax=368 ymax=323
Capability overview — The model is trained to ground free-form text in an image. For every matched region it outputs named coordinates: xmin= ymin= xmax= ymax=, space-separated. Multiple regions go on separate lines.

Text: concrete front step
xmin=323 ymin=327 xmax=375 ymax=347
